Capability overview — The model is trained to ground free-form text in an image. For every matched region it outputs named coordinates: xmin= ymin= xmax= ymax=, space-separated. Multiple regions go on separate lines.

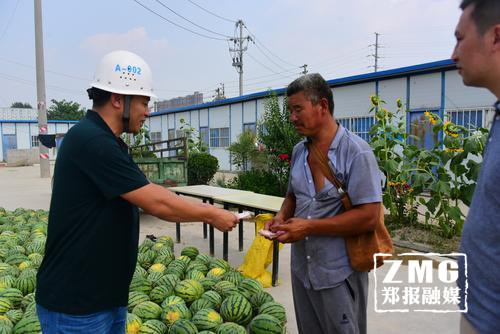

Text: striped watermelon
xmin=157 ymin=247 xmax=174 ymax=260
xmin=152 ymin=242 xmax=168 ymax=252
xmin=21 ymin=293 xmax=34 ymax=310
xmin=157 ymin=274 xmax=180 ymax=290
xmin=250 ymin=291 xmax=274 ymax=312
xmin=0 ymin=288 xmax=23 ymax=307
xmin=0 ymin=324 xmax=11 ymax=334
xmin=209 ymin=258 xmax=230 ymax=271
xmin=192 ymin=308 xmax=223 ymax=331
xmin=223 ymin=271 xmax=243 ymax=286
xmin=0 ymin=297 xmax=12 ymax=314
xmin=258 ymin=302 xmax=286 ymax=324
xmin=189 ymin=298 xmax=215 ymax=315
xmin=150 ymin=285 xmax=174 ymax=304
xmin=139 ymin=319 xmax=168 ymax=334
xmin=12 ymin=315 xmax=41 ymax=334
xmin=238 ymin=278 xmax=263 ymax=299
xmin=161 ymin=296 xmax=185 ymax=309
xmin=0 ymin=276 xmax=15 ymax=289
xmin=135 ymin=266 xmax=149 ymax=279
xmin=219 ymin=294 xmax=253 ymax=325
xmin=154 ymin=255 xmax=174 ymax=268
xmin=147 ymin=272 xmax=166 ymax=287
xmin=181 ymin=247 xmax=199 ymax=260
xmin=199 ymin=278 xmax=217 ymax=291
xmin=161 ymin=304 xmax=191 ymax=326
xmin=166 ymin=265 xmax=185 ymax=280
xmin=149 ymin=263 xmax=167 ymax=274
xmin=130 ymin=277 xmax=153 ymax=295
xmin=198 ymin=331 xmax=215 ymax=334
xmin=24 ymin=302 xmax=36 ymax=316
xmin=0 ymin=315 xmax=12 ymax=328
xmin=186 ymin=261 xmax=208 ymax=275
xmin=133 ymin=301 xmax=163 ymax=320
xmin=128 ymin=291 xmax=151 ymax=312
xmin=127 ymin=312 xmax=143 ymax=334
xmin=177 ymin=256 xmax=191 ymax=266
xmin=200 ymin=291 xmax=222 ymax=310
xmin=212 ymin=281 xmax=237 ymax=298
xmin=4 ymin=309 xmax=22 ymax=324
xmin=249 ymin=314 xmax=283 ymax=334
xmin=195 ymin=254 xmax=212 ymax=266
xmin=157 ymin=235 xmax=174 ymax=250
xmin=5 ymin=254 xmax=27 ymax=267
xmin=206 ymin=268 xmax=225 ymax=280
xmin=168 ymin=319 xmax=198 ymax=334
xmin=215 ymin=322 xmax=246 ymax=334
xmin=185 ymin=270 xmax=205 ymax=281
xmin=175 ymin=280 xmax=204 ymax=303
xmin=14 ymin=276 xmax=35 ymax=296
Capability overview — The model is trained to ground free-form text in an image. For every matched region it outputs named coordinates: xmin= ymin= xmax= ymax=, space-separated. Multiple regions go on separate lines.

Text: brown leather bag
xmin=308 ymin=142 xmax=393 ymax=272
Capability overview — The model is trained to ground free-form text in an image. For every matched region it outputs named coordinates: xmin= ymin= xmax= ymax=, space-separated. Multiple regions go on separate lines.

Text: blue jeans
xmin=36 ymin=304 xmax=127 ymax=334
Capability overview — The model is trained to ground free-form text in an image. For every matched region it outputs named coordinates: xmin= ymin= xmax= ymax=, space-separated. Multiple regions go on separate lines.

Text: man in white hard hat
xmin=35 ymin=50 xmax=238 ymax=332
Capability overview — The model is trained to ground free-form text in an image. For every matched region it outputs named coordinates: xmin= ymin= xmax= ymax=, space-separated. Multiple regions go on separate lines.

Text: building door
xmin=408 ymin=111 xmax=438 ymax=150
xmin=2 ymin=134 xmax=17 ymax=162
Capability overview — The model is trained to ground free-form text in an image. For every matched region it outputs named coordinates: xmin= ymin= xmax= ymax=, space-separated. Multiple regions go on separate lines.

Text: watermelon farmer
xmin=35 ymin=50 xmax=239 ymax=333
xmin=265 ymin=73 xmax=383 ymax=334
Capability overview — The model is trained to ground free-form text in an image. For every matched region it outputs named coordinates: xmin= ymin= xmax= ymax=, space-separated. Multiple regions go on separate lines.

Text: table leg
xmin=238 ymin=207 xmax=243 ymax=251
xmin=272 ymin=239 xmax=279 ymax=286
xmin=223 ymin=203 xmax=229 ymax=261
xmin=202 ymin=199 xmax=207 ymax=239
xmin=209 ymin=199 xmax=215 ymax=256
xmin=176 ymin=223 xmax=181 ymax=243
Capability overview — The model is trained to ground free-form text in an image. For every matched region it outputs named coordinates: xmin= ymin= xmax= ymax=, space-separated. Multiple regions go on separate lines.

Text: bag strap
xmin=308 ymin=142 xmax=353 ymax=210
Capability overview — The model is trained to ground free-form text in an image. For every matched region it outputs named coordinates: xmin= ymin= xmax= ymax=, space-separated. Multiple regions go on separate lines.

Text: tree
xmin=10 ymin=102 xmax=33 ymax=109
xmin=47 ymin=99 xmax=85 ymax=120
xmin=228 ymin=130 xmax=263 ymax=171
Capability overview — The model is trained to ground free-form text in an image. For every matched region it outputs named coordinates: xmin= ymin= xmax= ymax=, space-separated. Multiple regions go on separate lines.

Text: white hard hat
xmin=90 ymin=50 xmax=157 ymax=98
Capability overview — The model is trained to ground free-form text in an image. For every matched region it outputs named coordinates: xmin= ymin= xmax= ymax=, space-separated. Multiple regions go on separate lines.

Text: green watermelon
xmin=175 ymin=280 xmax=204 ymax=303
xmin=258 ymin=302 xmax=286 ymax=324
xmin=12 ymin=315 xmax=41 ymax=334
xmin=168 ymin=318 xmax=198 ymax=334
xmin=128 ymin=291 xmax=150 ymax=312
xmin=219 ymin=294 xmax=252 ymax=325
xmin=199 ymin=278 xmax=217 ymax=291
xmin=189 ymin=298 xmax=215 ymax=315
xmin=161 ymin=296 xmax=185 ymax=309
xmin=181 ymin=247 xmax=199 ymax=260
xmin=149 ymin=285 xmax=173 ymax=304
xmin=249 ymin=314 xmax=283 ymax=334
xmin=209 ymin=258 xmax=230 ymax=271
xmin=212 ymin=281 xmax=237 ymax=298
xmin=139 ymin=319 xmax=168 ymax=334
xmin=223 ymin=271 xmax=243 ymax=286
xmin=4 ymin=309 xmax=22 ymax=324
xmin=0 ymin=288 xmax=23 ymax=307
xmin=185 ymin=270 xmax=205 ymax=281
xmin=200 ymin=291 xmax=222 ymax=310
xmin=238 ymin=278 xmax=263 ymax=299
xmin=192 ymin=308 xmax=223 ymax=331
xmin=206 ymin=268 xmax=225 ymax=280
xmin=161 ymin=304 xmax=191 ymax=326
xmin=132 ymin=301 xmax=162 ymax=320
xmin=0 ymin=297 xmax=12 ymax=314
xmin=250 ymin=291 xmax=274 ymax=311
xmin=215 ymin=322 xmax=246 ymax=334
xmin=127 ymin=311 xmax=143 ymax=334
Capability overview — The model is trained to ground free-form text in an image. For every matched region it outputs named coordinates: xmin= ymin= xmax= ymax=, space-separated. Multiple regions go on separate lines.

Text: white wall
xmin=167 ymin=114 xmax=175 ymax=129
xmin=176 ymin=112 xmax=190 ymax=129
xmin=2 ymin=123 xmax=15 ymax=135
xmin=211 ymin=148 xmax=230 ymax=171
xmin=149 ymin=117 xmax=162 ymax=132
xmin=230 ymin=103 xmax=243 ymax=143
xmin=256 ymin=98 xmax=267 ymax=124
xmin=210 ymin=106 xmax=230 ymax=128
xmin=16 ymin=124 xmax=30 ymax=149
xmin=334 ymin=82 xmax=376 ymax=118
xmin=199 ymin=109 xmax=208 ymax=127
xmin=444 ymin=70 xmax=495 ymax=109
xmin=378 ymin=78 xmax=407 ymax=111
xmin=243 ymin=101 xmax=255 ymax=124
xmin=409 ymin=73 xmax=441 ymax=110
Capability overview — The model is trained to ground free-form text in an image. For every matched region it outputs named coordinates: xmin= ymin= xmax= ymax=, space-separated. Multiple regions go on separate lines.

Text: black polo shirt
xmin=36 ymin=110 xmax=149 ymax=314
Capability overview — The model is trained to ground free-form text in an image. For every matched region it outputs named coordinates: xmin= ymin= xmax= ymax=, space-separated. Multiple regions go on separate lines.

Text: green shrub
xmin=228 ymin=169 xmax=282 ymax=196
xmin=187 ymin=152 xmax=219 ymax=185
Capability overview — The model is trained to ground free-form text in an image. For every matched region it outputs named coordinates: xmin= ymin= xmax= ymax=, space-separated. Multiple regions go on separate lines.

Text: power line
xmin=243 ymin=24 xmax=298 ymax=68
xmin=0 ymin=0 xmax=20 ymax=44
xmin=246 ymin=52 xmax=296 ymax=80
xmin=154 ymin=0 xmax=231 ymax=38
xmin=185 ymin=0 xmax=236 ymax=23
xmin=132 ymin=0 xmax=227 ymax=41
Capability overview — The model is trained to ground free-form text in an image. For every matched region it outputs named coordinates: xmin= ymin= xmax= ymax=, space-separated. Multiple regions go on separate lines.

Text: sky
xmin=0 ymin=0 xmax=462 ymax=110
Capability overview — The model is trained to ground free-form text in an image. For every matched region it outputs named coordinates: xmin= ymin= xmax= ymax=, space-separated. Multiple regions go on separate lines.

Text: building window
xmin=168 ymin=129 xmax=175 ymax=140
xmin=337 ymin=116 xmax=375 ymax=142
xmin=150 ymin=131 xmax=162 ymax=143
xmin=199 ymin=127 xmax=209 ymax=146
xmin=243 ymin=123 xmax=256 ymax=135
xmin=210 ymin=127 xmax=230 ymax=147
xmin=31 ymin=135 xmax=39 ymax=148
xmin=176 ymin=130 xmax=186 ymax=138
xmin=447 ymin=108 xmax=486 ymax=131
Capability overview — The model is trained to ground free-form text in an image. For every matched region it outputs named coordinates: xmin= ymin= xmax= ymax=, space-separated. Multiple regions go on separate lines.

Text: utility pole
xmin=34 ymin=0 xmax=50 ymax=178
xmin=368 ymin=32 xmax=381 ymax=72
xmin=229 ymin=20 xmax=252 ymax=96
xmin=300 ymin=64 xmax=308 ymax=75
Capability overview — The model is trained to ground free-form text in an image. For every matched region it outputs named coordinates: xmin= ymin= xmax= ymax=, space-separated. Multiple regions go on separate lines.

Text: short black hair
xmin=286 ymin=73 xmax=334 ymax=115
xmin=460 ymin=0 xmax=500 ymax=34
xmin=87 ymin=87 xmax=112 ymax=108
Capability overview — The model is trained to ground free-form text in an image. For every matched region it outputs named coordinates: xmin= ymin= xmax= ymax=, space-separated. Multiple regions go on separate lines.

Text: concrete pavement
xmin=0 ymin=164 xmax=462 ymax=333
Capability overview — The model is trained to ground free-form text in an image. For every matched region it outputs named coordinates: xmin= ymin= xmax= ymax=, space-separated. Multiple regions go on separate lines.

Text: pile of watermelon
xmin=0 ymin=208 xmax=287 ymax=334
xmin=0 ymin=208 xmax=48 ymax=333
xmin=128 ymin=237 xmax=287 ymax=334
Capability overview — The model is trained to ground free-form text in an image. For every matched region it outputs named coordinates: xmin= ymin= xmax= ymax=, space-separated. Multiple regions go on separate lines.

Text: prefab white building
xmin=0 ymin=108 xmax=77 ymax=162
xmin=147 ymin=59 xmax=497 ymax=171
